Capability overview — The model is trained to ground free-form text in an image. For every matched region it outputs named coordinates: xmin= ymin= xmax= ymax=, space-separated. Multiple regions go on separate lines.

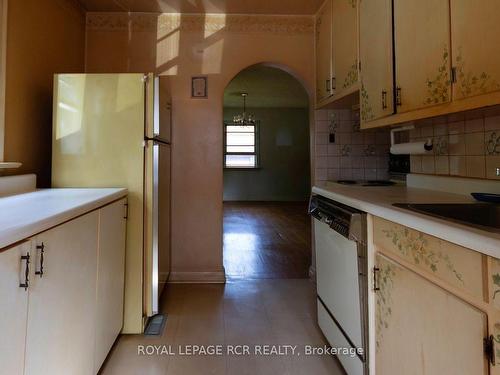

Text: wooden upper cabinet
xmin=332 ymin=0 xmax=358 ymax=98
xmin=375 ymin=254 xmax=489 ymax=375
xmin=393 ymin=0 xmax=451 ymax=113
xmin=359 ymin=0 xmax=393 ymax=124
xmin=451 ymin=0 xmax=500 ymax=101
xmin=316 ymin=0 xmax=333 ymax=103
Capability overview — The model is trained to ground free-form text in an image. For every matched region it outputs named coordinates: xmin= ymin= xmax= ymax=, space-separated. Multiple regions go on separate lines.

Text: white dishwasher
xmin=309 ymin=194 xmax=369 ymax=375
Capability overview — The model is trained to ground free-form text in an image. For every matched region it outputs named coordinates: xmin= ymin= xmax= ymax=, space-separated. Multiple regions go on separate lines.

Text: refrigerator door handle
xmin=151 ymin=142 xmax=160 ymax=315
xmin=145 ymin=136 xmax=170 ymax=145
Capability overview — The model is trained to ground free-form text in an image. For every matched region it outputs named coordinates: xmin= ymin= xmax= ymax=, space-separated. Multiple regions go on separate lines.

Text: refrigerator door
xmin=144 ymin=140 xmax=171 ymax=316
xmin=149 ymin=76 xmax=171 ymax=144
xmin=52 ymin=73 xmax=147 ymax=334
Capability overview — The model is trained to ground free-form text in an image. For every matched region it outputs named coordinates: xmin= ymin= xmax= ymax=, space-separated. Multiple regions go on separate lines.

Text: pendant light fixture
xmin=232 ymin=93 xmax=256 ymax=125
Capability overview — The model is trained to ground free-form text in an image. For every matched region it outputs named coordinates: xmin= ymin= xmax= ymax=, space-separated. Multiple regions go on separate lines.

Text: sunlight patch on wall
xmin=156 ymin=14 xmax=181 ymax=75
xmin=204 ymin=13 xmax=226 ymax=38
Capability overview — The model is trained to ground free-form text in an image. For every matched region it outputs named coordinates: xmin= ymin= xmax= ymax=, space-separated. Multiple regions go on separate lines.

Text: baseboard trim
xmin=168 ymin=270 xmax=226 ymax=284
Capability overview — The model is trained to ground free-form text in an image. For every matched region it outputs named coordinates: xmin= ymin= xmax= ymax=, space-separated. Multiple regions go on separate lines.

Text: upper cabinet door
xmin=359 ymin=0 xmax=393 ymax=123
xmin=332 ymin=0 xmax=359 ymax=97
xmin=375 ymin=254 xmax=488 ymax=374
xmin=393 ymin=0 xmax=451 ymax=113
xmin=451 ymin=0 xmax=500 ymax=100
xmin=316 ymin=0 xmax=333 ymax=103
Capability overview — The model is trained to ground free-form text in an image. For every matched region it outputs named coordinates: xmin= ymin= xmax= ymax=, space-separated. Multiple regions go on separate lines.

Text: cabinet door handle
xmin=382 ymin=90 xmax=388 ymax=109
xmin=451 ymin=67 xmax=457 ymax=84
xmin=326 ymin=79 xmax=331 ymax=93
xmin=396 ymin=86 xmax=402 ymax=106
xmin=373 ymin=267 xmax=380 ymax=291
xmin=35 ymin=243 xmax=44 ymax=277
xmin=19 ymin=253 xmax=30 ymax=290
xmin=331 ymin=77 xmax=336 ymax=91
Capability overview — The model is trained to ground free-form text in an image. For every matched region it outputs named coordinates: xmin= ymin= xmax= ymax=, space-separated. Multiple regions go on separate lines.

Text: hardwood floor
xmin=101 ymin=280 xmax=345 ymax=375
xmin=223 ymin=202 xmax=312 ymax=279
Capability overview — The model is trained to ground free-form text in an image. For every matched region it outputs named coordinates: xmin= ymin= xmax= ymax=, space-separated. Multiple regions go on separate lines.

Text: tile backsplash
xmin=314 ymin=109 xmax=391 ymax=184
xmin=409 ymin=105 xmax=500 ymax=180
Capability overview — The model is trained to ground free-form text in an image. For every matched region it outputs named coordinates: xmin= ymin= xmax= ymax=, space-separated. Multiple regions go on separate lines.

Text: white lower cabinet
xmin=0 ymin=198 xmax=127 ymax=375
xmin=25 ymin=211 xmax=99 ymax=375
xmin=94 ymin=200 xmax=127 ymax=373
xmin=0 ymin=241 xmax=31 ymax=375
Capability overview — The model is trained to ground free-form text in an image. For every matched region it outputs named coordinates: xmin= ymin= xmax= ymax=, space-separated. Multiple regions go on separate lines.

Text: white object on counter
xmin=0 ymin=174 xmax=36 ymax=197
xmin=0 ymin=188 xmax=127 ymax=249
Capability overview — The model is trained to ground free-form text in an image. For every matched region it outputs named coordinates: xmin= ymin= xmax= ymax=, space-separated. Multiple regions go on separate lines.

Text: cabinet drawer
xmin=373 ymin=216 xmax=485 ymax=301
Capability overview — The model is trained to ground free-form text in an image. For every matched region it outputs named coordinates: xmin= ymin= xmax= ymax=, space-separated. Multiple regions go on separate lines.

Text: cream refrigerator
xmin=52 ymin=73 xmax=171 ymax=334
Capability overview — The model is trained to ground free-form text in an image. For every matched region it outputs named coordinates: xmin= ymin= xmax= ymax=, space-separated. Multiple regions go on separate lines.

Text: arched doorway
xmin=222 ymin=64 xmax=312 ymax=280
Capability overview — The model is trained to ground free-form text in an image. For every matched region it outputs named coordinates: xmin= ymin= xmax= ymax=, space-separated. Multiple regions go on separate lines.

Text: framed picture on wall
xmin=191 ymin=76 xmax=207 ymax=98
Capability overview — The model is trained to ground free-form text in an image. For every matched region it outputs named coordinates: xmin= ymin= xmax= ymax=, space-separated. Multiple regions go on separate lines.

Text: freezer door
xmin=52 ymin=73 xmax=147 ymax=333
xmin=144 ymin=140 xmax=171 ymax=316
xmin=150 ymin=76 xmax=172 ymax=143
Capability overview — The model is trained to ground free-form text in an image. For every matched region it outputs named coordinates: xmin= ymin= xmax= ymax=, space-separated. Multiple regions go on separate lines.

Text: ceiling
xmin=223 ymin=66 xmax=309 ymax=109
xmin=78 ymin=0 xmax=323 ymax=14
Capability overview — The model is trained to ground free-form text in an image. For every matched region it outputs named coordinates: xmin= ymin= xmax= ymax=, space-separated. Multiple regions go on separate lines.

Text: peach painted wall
xmin=85 ymin=13 xmax=315 ymax=281
xmin=4 ymin=0 xmax=85 ymax=186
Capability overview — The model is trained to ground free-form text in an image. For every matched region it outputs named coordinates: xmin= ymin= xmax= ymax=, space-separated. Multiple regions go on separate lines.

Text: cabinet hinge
xmin=373 ymin=267 xmax=380 ymax=292
xmin=123 ymin=203 xmax=129 ymax=220
xmin=451 ymin=67 xmax=457 ymax=84
xmin=484 ymin=335 xmax=496 ymax=365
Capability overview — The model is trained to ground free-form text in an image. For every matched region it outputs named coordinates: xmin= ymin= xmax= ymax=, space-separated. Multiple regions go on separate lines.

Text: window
xmin=224 ymin=122 xmax=259 ymax=168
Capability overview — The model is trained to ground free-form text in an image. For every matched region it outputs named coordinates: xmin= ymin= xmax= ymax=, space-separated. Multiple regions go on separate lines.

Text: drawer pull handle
xmin=35 ymin=243 xmax=45 ymax=277
xmin=20 ymin=254 xmax=30 ymax=290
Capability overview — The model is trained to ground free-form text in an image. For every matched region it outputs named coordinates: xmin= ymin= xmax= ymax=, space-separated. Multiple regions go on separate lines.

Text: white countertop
xmin=313 ymin=181 xmax=500 ymax=259
xmin=0 ymin=188 xmax=127 ymax=250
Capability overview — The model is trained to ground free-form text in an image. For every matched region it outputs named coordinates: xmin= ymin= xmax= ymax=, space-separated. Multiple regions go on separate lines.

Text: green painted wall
xmin=223 ymin=107 xmax=310 ymax=202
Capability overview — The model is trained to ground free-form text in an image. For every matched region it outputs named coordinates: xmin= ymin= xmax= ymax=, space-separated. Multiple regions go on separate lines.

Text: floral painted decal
xmin=376 ymin=261 xmax=396 ymax=350
xmin=360 ymin=83 xmax=374 ymax=122
xmin=455 ymin=47 xmax=500 ymax=98
xmin=493 ymin=323 xmax=500 ymax=362
xmin=424 ymin=47 xmax=451 ymax=105
xmin=382 ymin=226 xmax=464 ymax=284
xmin=492 ymin=259 xmax=500 ymax=303
xmin=343 ymin=61 xmax=359 ymax=89
xmin=434 ymin=136 xmax=448 ymax=155
xmin=487 ymin=132 xmax=500 ymax=155
xmin=341 ymin=144 xmax=352 ymax=156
